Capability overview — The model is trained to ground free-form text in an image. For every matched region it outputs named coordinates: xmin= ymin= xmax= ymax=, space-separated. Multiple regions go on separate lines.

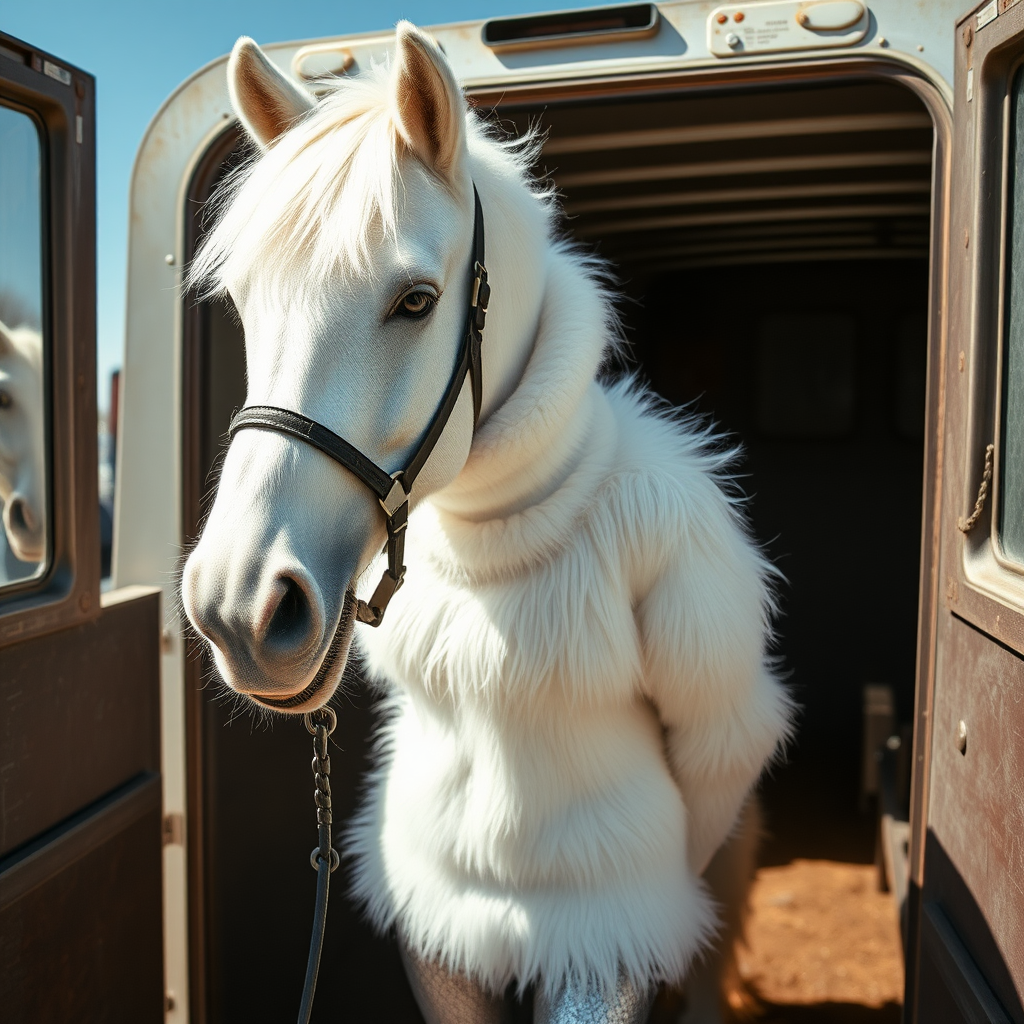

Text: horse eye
xmin=0 ymin=391 xmax=11 ymax=410
xmin=395 ymin=290 xmax=436 ymax=320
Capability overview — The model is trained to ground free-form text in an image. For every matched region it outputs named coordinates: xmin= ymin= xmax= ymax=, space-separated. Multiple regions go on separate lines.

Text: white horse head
xmin=0 ymin=319 xmax=46 ymax=565
xmin=182 ymin=24 xmax=551 ymax=712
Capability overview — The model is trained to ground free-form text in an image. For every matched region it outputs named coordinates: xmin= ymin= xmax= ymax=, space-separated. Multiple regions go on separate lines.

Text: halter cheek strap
xmin=229 ymin=186 xmax=489 ymax=628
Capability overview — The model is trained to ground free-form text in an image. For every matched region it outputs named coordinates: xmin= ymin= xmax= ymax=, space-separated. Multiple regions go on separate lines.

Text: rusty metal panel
xmin=926 ymin=614 xmax=1024 ymax=1019
xmin=907 ymin=2 xmax=1024 ymax=1019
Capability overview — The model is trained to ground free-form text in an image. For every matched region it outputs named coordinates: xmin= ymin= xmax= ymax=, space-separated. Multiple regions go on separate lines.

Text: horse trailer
xmin=2 ymin=1 xmax=1024 ymax=1021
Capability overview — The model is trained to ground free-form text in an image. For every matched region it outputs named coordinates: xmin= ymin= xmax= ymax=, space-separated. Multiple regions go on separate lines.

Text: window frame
xmin=991 ymin=52 xmax=1024 ymax=575
xmin=953 ymin=3 xmax=1024 ymax=631
xmin=0 ymin=32 xmax=99 ymax=648
xmin=0 ymin=96 xmax=51 ymax=590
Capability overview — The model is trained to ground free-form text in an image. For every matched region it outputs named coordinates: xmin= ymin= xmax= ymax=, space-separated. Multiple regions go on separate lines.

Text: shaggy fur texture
xmin=350 ymin=241 xmax=792 ymax=998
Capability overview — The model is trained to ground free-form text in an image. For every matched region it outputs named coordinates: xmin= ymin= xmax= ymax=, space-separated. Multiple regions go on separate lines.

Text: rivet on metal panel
xmin=733 ymin=11 xmax=745 ymax=21
xmin=964 ymin=227 xmax=970 ymax=249
xmin=964 ymin=24 xmax=974 ymax=47
xmin=917 ymin=44 xmax=924 ymax=52
xmin=959 ymin=350 xmax=966 ymax=372
xmin=78 ymin=591 xmax=91 ymax=612
xmin=164 ymin=253 xmax=175 ymax=266
xmin=161 ymin=627 xmax=173 ymax=653
xmin=716 ymin=12 xmax=727 ymax=23
xmin=878 ymin=36 xmax=888 ymax=47
xmin=165 ymin=993 xmax=176 ymax=1012
xmin=956 ymin=719 xmax=967 ymax=755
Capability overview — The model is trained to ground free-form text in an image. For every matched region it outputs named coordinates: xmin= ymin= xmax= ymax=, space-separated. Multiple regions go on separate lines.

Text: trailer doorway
xmin=181 ymin=68 xmax=941 ymax=1023
xmin=496 ymin=71 xmax=937 ymax=1016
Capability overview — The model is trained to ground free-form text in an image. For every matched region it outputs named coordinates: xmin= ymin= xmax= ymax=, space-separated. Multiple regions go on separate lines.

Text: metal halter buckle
xmin=380 ymin=473 xmax=409 ymax=518
xmin=471 ymin=261 xmax=490 ymax=331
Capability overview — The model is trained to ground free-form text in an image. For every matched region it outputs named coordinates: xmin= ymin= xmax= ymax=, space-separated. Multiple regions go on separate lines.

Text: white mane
xmin=190 ymin=63 xmax=550 ymax=297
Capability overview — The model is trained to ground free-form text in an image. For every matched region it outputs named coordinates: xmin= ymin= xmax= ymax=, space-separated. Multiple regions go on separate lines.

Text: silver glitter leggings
xmin=399 ymin=943 xmax=655 ymax=1024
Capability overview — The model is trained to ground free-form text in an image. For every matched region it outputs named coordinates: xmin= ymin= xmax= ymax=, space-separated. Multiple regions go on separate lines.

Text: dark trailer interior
xmin=530 ymin=76 xmax=930 ymax=869
xmin=182 ymin=71 xmax=933 ymax=1022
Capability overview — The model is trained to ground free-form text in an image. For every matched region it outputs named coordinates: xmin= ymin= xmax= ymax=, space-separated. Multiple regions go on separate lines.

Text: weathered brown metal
xmin=904 ymin=1 xmax=1024 ymax=1019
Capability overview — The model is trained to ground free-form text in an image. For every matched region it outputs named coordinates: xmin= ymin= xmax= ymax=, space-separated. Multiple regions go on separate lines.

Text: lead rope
xmin=298 ymin=706 xmax=339 ymax=1024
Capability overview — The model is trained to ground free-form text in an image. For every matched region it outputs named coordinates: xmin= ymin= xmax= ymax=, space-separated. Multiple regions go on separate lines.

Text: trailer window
xmin=0 ymin=101 xmax=48 ymax=589
xmin=1002 ymin=68 xmax=1024 ymax=564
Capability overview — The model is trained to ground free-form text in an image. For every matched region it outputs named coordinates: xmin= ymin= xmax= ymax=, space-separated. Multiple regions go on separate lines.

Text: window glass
xmin=0 ymin=102 xmax=48 ymax=586
xmin=1003 ymin=70 xmax=1024 ymax=563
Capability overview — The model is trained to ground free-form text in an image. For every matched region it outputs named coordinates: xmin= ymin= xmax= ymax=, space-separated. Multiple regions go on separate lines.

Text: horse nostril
xmin=268 ymin=577 xmax=307 ymax=637
xmin=261 ymin=574 xmax=318 ymax=659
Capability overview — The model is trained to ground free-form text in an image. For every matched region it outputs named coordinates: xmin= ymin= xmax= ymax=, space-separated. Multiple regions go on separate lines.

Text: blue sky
xmin=5 ymin=0 xmax=598 ymax=411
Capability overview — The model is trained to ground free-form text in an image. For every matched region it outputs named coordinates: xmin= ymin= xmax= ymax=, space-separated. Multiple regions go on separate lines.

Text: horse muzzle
xmin=182 ymin=534 xmax=360 ymax=714
xmin=245 ymin=589 xmax=358 ymax=713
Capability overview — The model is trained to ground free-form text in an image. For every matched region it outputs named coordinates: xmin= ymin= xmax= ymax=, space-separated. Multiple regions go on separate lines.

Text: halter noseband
xmin=228 ymin=187 xmax=489 ymax=628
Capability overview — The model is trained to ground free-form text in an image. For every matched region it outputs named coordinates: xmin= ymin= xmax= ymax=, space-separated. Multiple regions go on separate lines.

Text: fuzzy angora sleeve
xmin=636 ymin=479 xmax=793 ymax=877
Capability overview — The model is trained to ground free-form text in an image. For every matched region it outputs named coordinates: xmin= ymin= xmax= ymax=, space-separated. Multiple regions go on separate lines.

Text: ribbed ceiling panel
xmin=500 ymin=80 xmax=933 ymax=271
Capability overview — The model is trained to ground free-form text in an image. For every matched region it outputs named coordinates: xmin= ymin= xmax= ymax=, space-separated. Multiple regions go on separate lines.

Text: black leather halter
xmin=229 ymin=187 xmax=489 ymax=628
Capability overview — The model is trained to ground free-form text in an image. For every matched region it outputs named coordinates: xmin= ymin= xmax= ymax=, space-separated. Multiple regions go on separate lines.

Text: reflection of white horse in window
xmin=0 ymin=319 xmax=45 ymax=578
xmin=182 ymin=24 xmax=793 ymax=1023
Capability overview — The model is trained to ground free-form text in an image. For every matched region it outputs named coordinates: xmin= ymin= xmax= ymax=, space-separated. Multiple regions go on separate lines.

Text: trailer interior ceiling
xmin=186 ymin=74 xmax=933 ymax=1020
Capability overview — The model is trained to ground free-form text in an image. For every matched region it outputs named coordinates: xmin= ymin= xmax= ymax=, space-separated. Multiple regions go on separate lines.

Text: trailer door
xmin=906 ymin=2 xmax=1024 ymax=1021
xmin=0 ymin=33 xmax=164 ymax=1023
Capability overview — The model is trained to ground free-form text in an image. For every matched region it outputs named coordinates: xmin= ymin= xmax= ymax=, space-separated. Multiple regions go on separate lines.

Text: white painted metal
xmin=708 ymin=1 xmax=868 ymax=58
xmin=115 ymin=2 xmax=963 ymax=1018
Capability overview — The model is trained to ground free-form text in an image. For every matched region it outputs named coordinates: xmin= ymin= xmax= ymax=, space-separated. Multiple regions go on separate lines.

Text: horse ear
xmin=390 ymin=22 xmax=466 ymax=180
xmin=228 ymin=37 xmax=315 ymax=149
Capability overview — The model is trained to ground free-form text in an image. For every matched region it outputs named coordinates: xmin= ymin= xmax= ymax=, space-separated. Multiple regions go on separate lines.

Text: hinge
xmin=162 ymin=812 xmax=184 ymax=846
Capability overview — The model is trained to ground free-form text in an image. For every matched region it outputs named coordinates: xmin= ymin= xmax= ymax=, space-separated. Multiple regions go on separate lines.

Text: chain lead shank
xmin=297 ymin=707 xmax=339 ymax=1024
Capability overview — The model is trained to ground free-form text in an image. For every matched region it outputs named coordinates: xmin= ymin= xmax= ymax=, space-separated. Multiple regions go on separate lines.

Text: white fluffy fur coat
xmin=349 ymin=241 xmax=792 ymax=998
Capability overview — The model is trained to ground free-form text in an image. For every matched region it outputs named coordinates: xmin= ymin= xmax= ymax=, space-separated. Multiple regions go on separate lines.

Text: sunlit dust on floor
xmin=737 ymin=859 xmax=904 ymax=1021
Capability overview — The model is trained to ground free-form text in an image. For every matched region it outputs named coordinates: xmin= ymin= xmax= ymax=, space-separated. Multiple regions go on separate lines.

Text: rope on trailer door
xmin=957 ymin=443 xmax=995 ymax=533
